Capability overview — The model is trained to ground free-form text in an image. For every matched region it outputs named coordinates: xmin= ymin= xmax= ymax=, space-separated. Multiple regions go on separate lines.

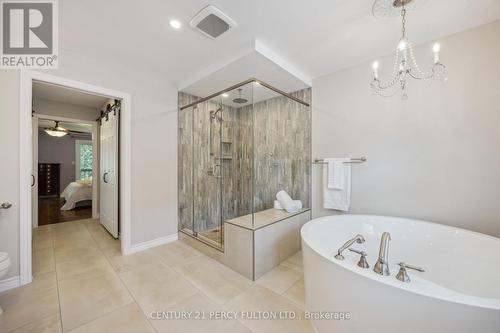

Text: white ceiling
xmin=60 ymin=0 xmax=500 ymax=89
xmin=33 ymin=81 xmax=109 ymax=109
xmin=180 ymin=49 xmax=309 ymax=99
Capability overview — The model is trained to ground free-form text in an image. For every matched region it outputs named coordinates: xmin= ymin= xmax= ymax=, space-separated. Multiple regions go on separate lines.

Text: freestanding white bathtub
xmin=301 ymin=215 xmax=500 ymax=333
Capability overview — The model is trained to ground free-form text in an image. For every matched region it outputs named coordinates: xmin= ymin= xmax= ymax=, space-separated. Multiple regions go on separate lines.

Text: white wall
xmin=50 ymin=50 xmax=180 ymax=245
xmin=0 ymin=71 xmax=21 ymax=279
xmin=33 ymin=97 xmax=101 ymax=121
xmin=312 ymin=20 xmax=500 ymax=237
xmin=0 ymin=48 xmax=178 ymax=280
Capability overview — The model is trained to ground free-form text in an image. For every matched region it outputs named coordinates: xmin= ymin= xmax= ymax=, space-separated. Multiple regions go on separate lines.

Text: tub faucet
xmin=373 ymin=232 xmax=391 ymax=276
xmin=334 ymin=234 xmax=365 ymax=260
xmin=396 ymin=262 xmax=425 ymax=283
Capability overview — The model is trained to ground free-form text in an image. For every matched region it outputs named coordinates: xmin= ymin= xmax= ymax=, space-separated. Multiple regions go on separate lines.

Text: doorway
xmin=19 ymin=71 xmax=132 ymax=286
xmin=36 ymin=117 xmax=95 ymax=226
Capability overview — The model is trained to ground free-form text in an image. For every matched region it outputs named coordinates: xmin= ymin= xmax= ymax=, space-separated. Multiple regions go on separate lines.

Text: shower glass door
xmin=178 ymin=81 xmax=255 ymax=250
xmin=190 ymin=95 xmax=224 ymax=248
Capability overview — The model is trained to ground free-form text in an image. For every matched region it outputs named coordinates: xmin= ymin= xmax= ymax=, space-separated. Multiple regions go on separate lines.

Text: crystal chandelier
xmin=370 ymin=0 xmax=446 ymax=99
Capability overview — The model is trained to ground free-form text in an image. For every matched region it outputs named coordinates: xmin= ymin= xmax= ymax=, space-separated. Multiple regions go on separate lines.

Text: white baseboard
xmin=0 ymin=275 xmax=20 ymax=292
xmin=126 ymin=233 xmax=178 ymax=255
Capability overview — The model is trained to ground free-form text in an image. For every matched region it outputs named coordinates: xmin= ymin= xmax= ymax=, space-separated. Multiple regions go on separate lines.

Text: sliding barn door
xmin=99 ymin=110 xmax=119 ymax=238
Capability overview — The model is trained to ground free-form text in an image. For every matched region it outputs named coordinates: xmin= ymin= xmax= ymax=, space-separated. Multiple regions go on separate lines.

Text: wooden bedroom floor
xmin=38 ymin=197 xmax=92 ymax=225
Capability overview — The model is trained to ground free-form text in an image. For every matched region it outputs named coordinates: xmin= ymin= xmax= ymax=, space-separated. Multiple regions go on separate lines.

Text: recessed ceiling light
xmin=222 ymin=93 xmax=229 ymax=98
xmin=170 ymin=19 xmax=182 ymax=29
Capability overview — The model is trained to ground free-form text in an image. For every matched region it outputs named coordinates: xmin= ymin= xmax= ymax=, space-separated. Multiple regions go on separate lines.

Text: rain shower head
xmin=233 ymin=88 xmax=248 ymax=104
xmin=233 ymin=98 xmax=247 ymax=104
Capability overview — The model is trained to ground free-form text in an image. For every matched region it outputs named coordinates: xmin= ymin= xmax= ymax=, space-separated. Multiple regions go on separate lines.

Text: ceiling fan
xmin=42 ymin=121 xmax=89 ymax=137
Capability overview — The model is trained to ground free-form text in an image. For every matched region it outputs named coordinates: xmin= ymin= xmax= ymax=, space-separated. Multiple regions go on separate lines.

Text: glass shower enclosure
xmin=178 ymin=79 xmax=311 ymax=250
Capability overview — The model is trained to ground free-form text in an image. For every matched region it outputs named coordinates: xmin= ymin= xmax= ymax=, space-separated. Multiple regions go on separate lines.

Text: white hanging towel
xmin=323 ymin=158 xmax=351 ymax=211
xmin=327 ymin=159 xmax=345 ymax=190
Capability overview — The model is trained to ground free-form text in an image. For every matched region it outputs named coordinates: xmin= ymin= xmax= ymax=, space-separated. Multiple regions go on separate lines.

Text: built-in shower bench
xmin=180 ymin=208 xmax=311 ymax=280
xmin=225 ymin=208 xmax=309 ymax=230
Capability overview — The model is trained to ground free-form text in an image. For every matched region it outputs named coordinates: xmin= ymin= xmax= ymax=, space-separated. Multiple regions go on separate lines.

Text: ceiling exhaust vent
xmin=190 ymin=5 xmax=237 ymax=39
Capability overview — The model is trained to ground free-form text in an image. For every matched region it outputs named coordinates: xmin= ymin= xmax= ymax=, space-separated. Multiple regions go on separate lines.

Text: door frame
xmin=33 ymin=114 xmax=99 ymax=226
xmin=20 ymin=70 xmax=132 ymax=286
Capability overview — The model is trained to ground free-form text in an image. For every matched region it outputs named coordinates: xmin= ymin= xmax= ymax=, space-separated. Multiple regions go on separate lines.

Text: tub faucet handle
xmin=348 ymin=248 xmax=370 ymax=269
xmin=396 ymin=262 xmax=425 ymax=283
xmin=334 ymin=234 xmax=365 ymax=260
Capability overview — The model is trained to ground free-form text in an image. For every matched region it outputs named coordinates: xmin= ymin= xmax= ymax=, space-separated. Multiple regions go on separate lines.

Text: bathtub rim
xmin=301 ymin=214 xmax=500 ymax=311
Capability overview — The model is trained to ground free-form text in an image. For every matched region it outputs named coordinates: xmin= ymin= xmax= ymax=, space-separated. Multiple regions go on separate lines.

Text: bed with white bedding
xmin=61 ymin=179 xmax=92 ymax=210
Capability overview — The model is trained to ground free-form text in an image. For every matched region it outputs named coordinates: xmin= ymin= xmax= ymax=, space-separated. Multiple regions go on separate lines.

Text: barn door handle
xmin=0 ymin=203 xmax=12 ymax=209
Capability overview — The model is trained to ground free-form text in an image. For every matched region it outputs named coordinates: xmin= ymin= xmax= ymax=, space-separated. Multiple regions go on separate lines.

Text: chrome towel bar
xmin=313 ymin=157 xmax=367 ymax=164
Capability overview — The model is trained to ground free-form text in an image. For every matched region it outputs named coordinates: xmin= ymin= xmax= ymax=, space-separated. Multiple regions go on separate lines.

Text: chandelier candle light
xmin=370 ymin=0 xmax=446 ymax=99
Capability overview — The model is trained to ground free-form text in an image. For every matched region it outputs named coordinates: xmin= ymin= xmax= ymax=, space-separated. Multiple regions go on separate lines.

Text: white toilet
xmin=0 ymin=252 xmax=11 ymax=315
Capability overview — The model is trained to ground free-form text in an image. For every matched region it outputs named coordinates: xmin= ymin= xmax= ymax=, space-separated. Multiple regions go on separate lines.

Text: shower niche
xmin=178 ymin=79 xmax=311 ymax=280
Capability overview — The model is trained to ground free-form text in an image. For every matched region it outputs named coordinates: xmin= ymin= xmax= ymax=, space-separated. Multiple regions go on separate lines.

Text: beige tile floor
xmin=0 ymin=219 xmax=311 ymax=333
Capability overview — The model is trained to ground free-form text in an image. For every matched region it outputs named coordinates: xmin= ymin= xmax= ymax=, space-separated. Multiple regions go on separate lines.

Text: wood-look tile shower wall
xmin=240 ymin=88 xmax=311 ymax=215
xmin=178 ymin=88 xmax=311 ymax=232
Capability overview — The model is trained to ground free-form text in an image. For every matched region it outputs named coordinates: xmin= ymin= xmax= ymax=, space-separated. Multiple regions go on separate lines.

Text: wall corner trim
xmin=125 ymin=233 xmax=179 ymax=255
xmin=0 ymin=275 xmax=21 ymax=293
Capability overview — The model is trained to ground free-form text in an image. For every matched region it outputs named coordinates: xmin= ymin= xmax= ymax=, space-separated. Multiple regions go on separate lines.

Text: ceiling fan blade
xmin=40 ymin=127 xmax=90 ymax=135
xmin=67 ymin=130 xmax=90 ymax=134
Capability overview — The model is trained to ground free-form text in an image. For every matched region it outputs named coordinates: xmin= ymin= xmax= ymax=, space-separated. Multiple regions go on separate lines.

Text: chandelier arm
xmin=372 ymin=85 xmax=400 ymax=98
xmin=372 ymin=72 xmax=401 ymax=90
xmin=379 ymin=76 xmax=400 ymax=89
xmin=407 ymin=70 xmax=424 ymax=80
xmin=373 ymin=48 xmax=402 ymax=90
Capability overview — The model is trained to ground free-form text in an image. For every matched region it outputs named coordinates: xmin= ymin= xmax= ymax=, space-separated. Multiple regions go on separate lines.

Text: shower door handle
xmin=208 ymin=165 xmax=221 ymax=178
xmin=214 ymin=164 xmax=221 ymax=178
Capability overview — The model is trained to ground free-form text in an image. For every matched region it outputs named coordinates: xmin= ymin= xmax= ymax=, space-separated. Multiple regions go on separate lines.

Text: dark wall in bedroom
xmin=38 ymin=131 xmax=91 ymax=192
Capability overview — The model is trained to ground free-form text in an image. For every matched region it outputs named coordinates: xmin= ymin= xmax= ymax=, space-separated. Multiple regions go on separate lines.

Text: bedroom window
xmin=75 ymin=140 xmax=93 ymax=180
